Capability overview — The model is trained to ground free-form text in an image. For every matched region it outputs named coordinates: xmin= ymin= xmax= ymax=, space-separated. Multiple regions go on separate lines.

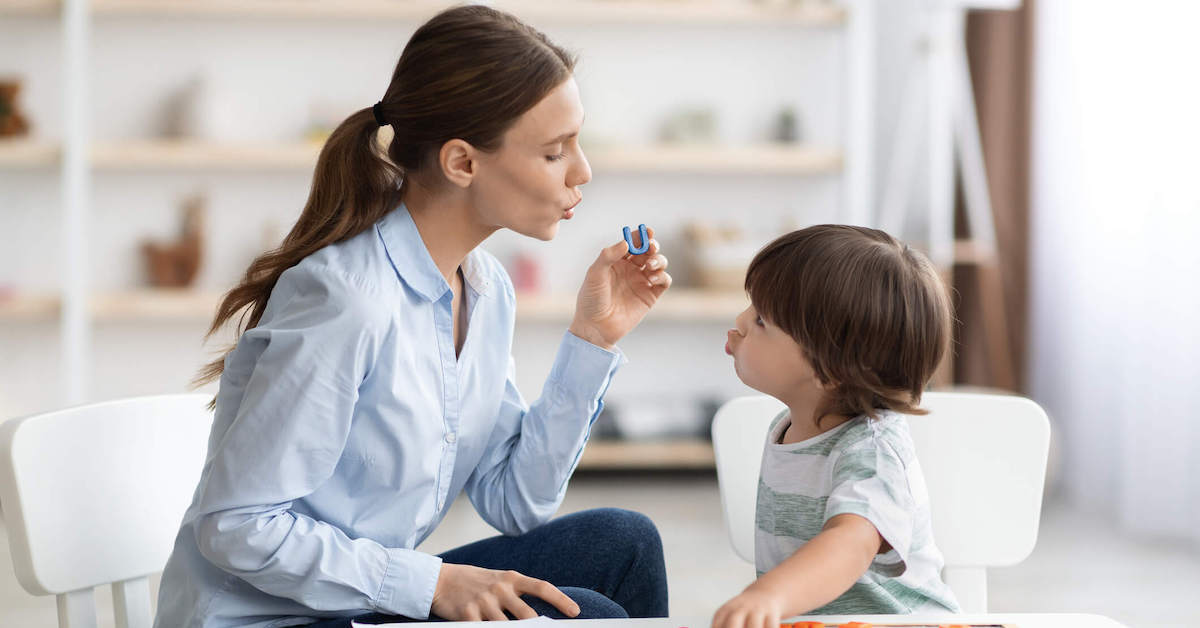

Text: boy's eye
xmin=755 ymin=315 xmax=765 ymax=327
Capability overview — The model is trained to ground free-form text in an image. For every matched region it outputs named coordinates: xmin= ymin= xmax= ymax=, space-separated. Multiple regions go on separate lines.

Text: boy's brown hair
xmin=744 ymin=225 xmax=952 ymax=424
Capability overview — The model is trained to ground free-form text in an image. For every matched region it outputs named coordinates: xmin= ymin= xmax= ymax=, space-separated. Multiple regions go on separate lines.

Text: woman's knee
xmin=523 ymin=587 xmax=627 ymax=619
xmin=567 ymin=508 xmax=663 ymax=555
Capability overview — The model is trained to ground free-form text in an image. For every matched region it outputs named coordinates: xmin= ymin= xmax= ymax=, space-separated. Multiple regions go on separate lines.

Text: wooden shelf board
xmin=577 ymin=438 xmax=714 ymax=470
xmin=91 ymin=140 xmax=322 ymax=171
xmin=0 ymin=293 xmax=61 ymax=320
xmin=91 ymin=0 xmax=845 ymax=26
xmin=75 ymin=288 xmax=746 ymax=322
xmin=0 ymin=139 xmax=60 ymax=168
xmin=0 ymin=0 xmax=57 ymax=15
xmin=88 ymin=140 xmax=839 ymax=174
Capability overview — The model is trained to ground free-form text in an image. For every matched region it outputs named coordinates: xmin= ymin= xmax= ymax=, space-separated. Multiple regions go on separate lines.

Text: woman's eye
xmin=545 ymin=152 xmax=567 ymax=162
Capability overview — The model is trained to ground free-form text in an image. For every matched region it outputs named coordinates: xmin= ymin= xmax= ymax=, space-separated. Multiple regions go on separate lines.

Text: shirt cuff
xmin=374 ymin=548 xmax=443 ymax=619
xmin=550 ymin=330 xmax=627 ymax=404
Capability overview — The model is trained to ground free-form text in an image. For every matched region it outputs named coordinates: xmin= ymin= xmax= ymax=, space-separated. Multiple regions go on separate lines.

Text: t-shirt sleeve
xmin=823 ymin=439 xmax=916 ymax=577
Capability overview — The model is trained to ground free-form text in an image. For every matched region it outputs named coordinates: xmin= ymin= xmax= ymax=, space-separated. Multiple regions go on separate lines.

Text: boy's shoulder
xmin=827 ymin=411 xmax=916 ymax=460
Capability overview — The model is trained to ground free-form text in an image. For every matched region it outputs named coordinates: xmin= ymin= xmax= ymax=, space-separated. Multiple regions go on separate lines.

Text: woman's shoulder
xmin=265 ymin=253 xmax=394 ymax=333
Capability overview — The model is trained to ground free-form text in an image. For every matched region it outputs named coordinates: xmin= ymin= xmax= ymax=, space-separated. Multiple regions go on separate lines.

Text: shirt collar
xmin=376 ymin=203 xmax=492 ymax=302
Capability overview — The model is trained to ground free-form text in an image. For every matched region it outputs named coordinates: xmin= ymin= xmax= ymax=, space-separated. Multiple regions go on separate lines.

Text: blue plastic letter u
xmin=623 ymin=224 xmax=650 ymax=255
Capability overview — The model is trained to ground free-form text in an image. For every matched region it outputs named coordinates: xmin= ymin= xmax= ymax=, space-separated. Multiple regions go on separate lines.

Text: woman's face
xmin=468 ymin=77 xmax=591 ymax=240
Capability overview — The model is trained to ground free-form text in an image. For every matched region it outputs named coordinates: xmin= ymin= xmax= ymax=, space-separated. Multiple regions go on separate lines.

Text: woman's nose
xmin=570 ymin=148 xmax=592 ymax=187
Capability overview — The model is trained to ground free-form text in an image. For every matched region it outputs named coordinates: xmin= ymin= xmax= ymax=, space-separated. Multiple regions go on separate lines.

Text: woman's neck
xmin=403 ymin=181 xmax=497 ymax=285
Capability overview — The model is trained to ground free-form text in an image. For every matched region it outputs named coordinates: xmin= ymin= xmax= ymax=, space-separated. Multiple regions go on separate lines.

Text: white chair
xmin=711 ymin=391 xmax=1050 ymax=612
xmin=0 ymin=394 xmax=213 ymax=628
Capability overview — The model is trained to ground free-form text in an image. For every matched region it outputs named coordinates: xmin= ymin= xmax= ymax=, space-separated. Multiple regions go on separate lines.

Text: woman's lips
xmin=563 ymin=198 xmax=581 ymax=220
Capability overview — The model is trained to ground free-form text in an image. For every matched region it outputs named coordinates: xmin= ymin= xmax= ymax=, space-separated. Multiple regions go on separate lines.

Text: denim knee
xmin=523 ymin=587 xmax=628 ymax=619
xmin=575 ymin=508 xmax=663 ymax=554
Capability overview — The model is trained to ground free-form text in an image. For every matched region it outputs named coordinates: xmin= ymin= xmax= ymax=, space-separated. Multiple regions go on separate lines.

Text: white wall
xmin=1028 ymin=0 xmax=1200 ymax=540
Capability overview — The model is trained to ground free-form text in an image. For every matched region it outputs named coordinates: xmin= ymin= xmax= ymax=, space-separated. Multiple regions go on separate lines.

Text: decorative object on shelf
xmin=681 ymin=220 xmax=759 ymax=291
xmin=659 ymin=106 xmax=716 ymax=144
xmin=0 ymin=78 xmax=31 ymax=137
xmin=611 ymin=394 xmax=714 ymax=440
xmin=772 ymin=105 xmax=802 ymax=143
xmin=142 ymin=194 xmax=205 ymax=288
xmin=623 ymin=224 xmax=651 ymax=255
xmin=510 ymin=250 xmax=544 ymax=294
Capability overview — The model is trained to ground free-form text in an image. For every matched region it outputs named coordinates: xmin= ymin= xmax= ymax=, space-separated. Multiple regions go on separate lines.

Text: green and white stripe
xmin=755 ymin=411 xmax=960 ymax=614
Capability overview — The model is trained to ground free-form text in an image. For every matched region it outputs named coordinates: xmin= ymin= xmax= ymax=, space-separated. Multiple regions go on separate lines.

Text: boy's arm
xmin=712 ymin=514 xmax=883 ymax=628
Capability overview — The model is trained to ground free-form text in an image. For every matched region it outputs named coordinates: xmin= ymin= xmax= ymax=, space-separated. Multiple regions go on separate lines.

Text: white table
xmin=361 ymin=614 xmax=1129 ymax=628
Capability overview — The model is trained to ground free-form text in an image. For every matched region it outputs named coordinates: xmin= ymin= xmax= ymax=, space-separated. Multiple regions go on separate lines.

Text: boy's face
xmin=726 ymin=305 xmax=824 ymax=402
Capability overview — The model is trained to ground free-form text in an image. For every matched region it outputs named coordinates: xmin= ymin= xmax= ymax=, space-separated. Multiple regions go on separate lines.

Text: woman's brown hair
xmin=744 ymin=225 xmax=952 ymax=424
xmin=194 ymin=5 xmax=576 ymax=393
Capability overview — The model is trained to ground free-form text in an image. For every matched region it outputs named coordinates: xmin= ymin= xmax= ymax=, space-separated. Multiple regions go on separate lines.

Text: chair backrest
xmin=711 ymin=391 xmax=1050 ymax=612
xmin=0 ymin=394 xmax=213 ymax=628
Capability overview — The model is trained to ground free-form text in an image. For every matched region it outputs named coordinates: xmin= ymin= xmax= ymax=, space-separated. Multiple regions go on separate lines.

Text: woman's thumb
xmin=595 ymin=239 xmax=630 ymax=266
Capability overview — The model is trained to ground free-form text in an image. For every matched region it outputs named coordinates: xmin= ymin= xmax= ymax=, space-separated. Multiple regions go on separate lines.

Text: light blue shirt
xmin=154 ymin=205 xmax=625 ymax=628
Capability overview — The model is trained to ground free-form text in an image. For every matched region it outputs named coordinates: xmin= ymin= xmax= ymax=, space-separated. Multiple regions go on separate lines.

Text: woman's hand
xmin=569 ymin=226 xmax=671 ymax=350
xmin=711 ymin=584 xmax=787 ymax=628
xmin=430 ymin=563 xmax=580 ymax=621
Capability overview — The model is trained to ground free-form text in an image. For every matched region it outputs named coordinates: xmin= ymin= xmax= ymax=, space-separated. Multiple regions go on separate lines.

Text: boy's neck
xmin=779 ymin=394 xmax=853 ymax=444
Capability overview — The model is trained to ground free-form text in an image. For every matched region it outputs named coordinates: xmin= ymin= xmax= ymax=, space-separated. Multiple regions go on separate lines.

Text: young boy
xmin=715 ymin=225 xmax=961 ymax=628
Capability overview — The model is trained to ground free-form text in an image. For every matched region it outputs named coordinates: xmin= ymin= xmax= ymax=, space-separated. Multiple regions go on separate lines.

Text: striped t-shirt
xmin=755 ymin=410 xmax=960 ymax=614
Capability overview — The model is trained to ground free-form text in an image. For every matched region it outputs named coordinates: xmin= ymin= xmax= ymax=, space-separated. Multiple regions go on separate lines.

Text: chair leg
xmin=943 ymin=565 xmax=988 ymax=613
xmin=114 ymin=576 xmax=153 ymax=628
xmin=56 ymin=588 xmax=97 ymax=628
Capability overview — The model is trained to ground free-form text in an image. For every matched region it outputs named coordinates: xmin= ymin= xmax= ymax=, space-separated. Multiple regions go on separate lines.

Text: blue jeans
xmin=306 ymin=508 xmax=668 ymax=627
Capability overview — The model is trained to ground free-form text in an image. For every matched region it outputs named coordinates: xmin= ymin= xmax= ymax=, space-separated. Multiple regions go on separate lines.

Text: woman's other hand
xmin=431 ymin=563 xmax=580 ymax=621
xmin=569 ymin=226 xmax=671 ymax=350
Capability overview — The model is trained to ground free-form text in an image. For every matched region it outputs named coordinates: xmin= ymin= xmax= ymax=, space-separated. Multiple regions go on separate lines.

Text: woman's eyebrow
xmin=542 ymin=114 xmax=586 ymax=145
xmin=542 ymin=130 xmax=578 ymax=146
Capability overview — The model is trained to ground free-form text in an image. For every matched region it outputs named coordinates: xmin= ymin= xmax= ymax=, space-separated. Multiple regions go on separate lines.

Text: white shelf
xmin=4 ymin=289 xmax=748 ymax=322
xmin=577 ymin=439 xmax=714 ymax=470
xmin=89 ymin=0 xmax=845 ymax=26
xmin=86 ymin=140 xmax=839 ymax=175
xmin=0 ymin=139 xmax=60 ymax=168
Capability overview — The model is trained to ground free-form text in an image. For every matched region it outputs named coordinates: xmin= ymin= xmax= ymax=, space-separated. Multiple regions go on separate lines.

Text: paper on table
xmin=353 ymin=617 xmax=559 ymax=628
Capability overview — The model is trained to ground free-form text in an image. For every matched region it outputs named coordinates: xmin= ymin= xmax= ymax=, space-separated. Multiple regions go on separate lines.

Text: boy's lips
xmin=725 ymin=340 xmax=732 ymax=355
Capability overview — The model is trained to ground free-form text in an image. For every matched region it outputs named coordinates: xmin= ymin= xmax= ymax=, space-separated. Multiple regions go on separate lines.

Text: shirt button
xmin=445 ymin=432 xmax=457 ymax=444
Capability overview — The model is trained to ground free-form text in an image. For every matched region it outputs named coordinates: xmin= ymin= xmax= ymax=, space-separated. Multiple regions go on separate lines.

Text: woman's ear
xmin=439 ymin=139 xmax=476 ymax=188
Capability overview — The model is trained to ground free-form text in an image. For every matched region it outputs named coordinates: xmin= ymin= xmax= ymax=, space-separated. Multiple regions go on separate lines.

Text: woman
xmin=154 ymin=6 xmax=672 ymax=627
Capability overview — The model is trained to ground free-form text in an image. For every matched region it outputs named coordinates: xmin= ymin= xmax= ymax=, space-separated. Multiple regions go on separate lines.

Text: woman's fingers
xmin=503 ymin=594 xmax=539 ymax=620
xmin=479 ymin=599 xmax=508 ymax=622
xmin=520 ymin=576 xmax=580 ymax=618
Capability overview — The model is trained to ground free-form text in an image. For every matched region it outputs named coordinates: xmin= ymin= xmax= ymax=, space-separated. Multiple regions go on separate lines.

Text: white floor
xmin=3 ymin=473 xmax=1198 ymax=627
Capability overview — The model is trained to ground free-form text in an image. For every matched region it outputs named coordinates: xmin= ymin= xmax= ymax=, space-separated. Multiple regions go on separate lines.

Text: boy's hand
xmin=712 ymin=584 xmax=787 ymax=628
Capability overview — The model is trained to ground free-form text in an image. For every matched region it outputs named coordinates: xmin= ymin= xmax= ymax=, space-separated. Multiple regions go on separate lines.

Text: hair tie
xmin=372 ymin=102 xmax=387 ymax=127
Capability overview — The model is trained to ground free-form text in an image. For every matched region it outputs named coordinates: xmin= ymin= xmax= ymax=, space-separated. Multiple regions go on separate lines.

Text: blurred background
xmin=1 ymin=0 xmax=1198 ymax=626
